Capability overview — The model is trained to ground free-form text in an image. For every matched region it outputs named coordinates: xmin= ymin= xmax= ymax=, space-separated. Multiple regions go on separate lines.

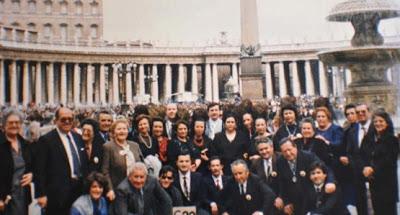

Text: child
xmin=304 ymin=161 xmax=349 ymax=215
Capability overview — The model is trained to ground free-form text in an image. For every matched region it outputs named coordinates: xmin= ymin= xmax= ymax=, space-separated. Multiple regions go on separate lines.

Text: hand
xmin=274 ymin=197 xmax=284 ymax=210
xmin=37 ymin=196 xmax=47 ymax=208
xmin=315 ymin=135 xmax=329 ymax=145
xmin=252 ymin=212 xmax=263 ymax=215
xmin=20 ymin=173 xmax=33 ymax=187
xmin=222 ymin=212 xmax=229 ymax=215
xmin=0 ymin=200 xmax=4 ymax=211
xmin=325 ymin=183 xmax=336 ymax=194
xmin=283 ymin=204 xmax=294 ymax=215
xmin=210 ymin=203 xmax=218 ymax=215
xmin=200 ymin=153 xmax=209 ymax=161
xmin=106 ymin=190 xmax=115 ymax=201
xmin=339 ymin=156 xmax=349 ymax=166
xmin=363 ymin=166 xmax=374 ymax=178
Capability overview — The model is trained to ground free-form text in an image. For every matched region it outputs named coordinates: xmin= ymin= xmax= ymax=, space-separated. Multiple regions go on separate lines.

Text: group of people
xmin=0 ymin=98 xmax=398 ymax=215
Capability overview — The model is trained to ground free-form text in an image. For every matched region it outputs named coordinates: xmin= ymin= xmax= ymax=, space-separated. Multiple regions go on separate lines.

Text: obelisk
xmin=240 ymin=0 xmax=264 ymax=99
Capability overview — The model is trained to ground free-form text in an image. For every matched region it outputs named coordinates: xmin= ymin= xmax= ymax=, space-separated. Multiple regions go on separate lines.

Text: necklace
xmin=139 ymin=134 xmax=152 ymax=149
xmin=285 ymin=124 xmax=297 ymax=137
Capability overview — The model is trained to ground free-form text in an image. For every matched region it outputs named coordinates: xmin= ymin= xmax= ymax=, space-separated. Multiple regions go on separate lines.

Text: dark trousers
xmin=45 ymin=179 xmax=82 ymax=215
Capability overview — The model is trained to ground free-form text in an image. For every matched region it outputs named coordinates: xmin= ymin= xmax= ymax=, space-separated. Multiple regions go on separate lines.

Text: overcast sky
xmin=103 ymin=0 xmax=400 ymax=45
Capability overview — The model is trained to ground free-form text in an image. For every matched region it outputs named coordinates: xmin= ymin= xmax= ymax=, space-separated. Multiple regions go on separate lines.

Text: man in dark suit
xmin=204 ymin=156 xmax=228 ymax=215
xmin=221 ymin=159 xmax=276 ymax=215
xmin=276 ymin=138 xmax=336 ymax=215
xmin=114 ymin=162 xmax=172 ymax=215
xmin=341 ymin=103 xmax=371 ymax=215
xmin=97 ymin=110 xmax=113 ymax=144
xmin=304 ymin=162 xmax=349 ymax=215
xmin=35 ymin=107 xmax=88 ymax=215
xmin=174 ymin=152 xmax=209 ymax=215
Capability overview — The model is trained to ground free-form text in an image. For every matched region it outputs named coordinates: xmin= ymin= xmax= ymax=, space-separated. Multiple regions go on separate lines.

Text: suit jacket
xmin=303 ymin=183 xmax=348 ymax=215
xmin=204 ymin=174 xmax=228 ymax=211
xmin=114 ymin=177 xmax=172 ymax=215
xmin=35 ymin=129 xmax=88 ymax=209
xmin=0 ymin=133 xmax=32 ymax=203
xmin=276 ymin=150 xmax=334 ymax=215
xmin=101 ymin=140 xmax=143 ymax=190
xmin=250 ymin=155 xmax=280 ymax=195
xmin=221 ymin=174 xmax=276 ymax=215
xmin=173 ymin=171 xmax=207 ymax=210
xmin=86 ymin=138 xmax=104 ymax=173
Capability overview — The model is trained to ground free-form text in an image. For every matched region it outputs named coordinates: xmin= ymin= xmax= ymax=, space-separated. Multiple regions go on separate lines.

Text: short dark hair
xmin=309 ymin=161 xmax=328 ymax=175
xmin=83 ymin=172 xmax=108 ymax=194
xmin=222 ymin=111 xmax=237 ymax=124
xmin=280 ymin=104 xmax=298 ymax=120
xmin=97 ymin=110 xmax=111 ymax=120
xmin=344 ymin=104 xmax=356 ymax=114
xmin=174 ymin=120 xmax=189 ymax=132
xmin=80 ymin=118 xmax=100 ymax=135
xmin=159 ymin=165 xmax=176 ymax=178
xmin=209 ymin=156 xmax=222 ymax=165
xmin=207 ymin=102 xmax=220 ymax=111
xmin=279 ymin=137 xmax=296 ymax=148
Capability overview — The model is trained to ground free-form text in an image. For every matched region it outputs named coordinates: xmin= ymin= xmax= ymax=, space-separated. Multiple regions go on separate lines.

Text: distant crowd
xmin=0 ymin=96 xmax=398 ymax=215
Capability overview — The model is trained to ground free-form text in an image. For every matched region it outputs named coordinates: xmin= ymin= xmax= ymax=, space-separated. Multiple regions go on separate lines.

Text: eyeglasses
xmin=59 ymin=117 xmax=73 ymax=123
xmin=161 ymin=176 xmax=173 ymax=180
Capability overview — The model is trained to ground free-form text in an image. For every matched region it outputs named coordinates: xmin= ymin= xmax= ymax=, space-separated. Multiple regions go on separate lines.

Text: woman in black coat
xmin=0 ymin=109 xmax=33 ymax=215
xmin=294 ymin=117 xmax=332 ymax=167
xmin=212 ymin=112 xmax=250 ymax=175
xmin=80 ymin=118 xmax=104 ymax=173
xmin=360 ymin=110 xmax=399 ymax=215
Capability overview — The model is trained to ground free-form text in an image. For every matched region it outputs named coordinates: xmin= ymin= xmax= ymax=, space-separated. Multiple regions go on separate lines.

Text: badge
xmin=292 ymin=176 xmax=297 ymax=183
xmin=119 ymin=150 xmax=126 ymax=156
xmin=245 ymin=194 xmax=252 ymax=201
xmin=93 ymin=156 xmax=99 ymax=164
xmin=300 ymin=171 xmax=306 ymax=177
xmin=271 ymin=171 xmax=278 ymax=177
xmin=296 ymin=133 xmax=303 ymax=138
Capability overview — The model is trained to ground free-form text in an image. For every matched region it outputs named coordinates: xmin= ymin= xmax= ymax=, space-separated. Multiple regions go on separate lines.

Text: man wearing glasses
xmin=342 ymin=103 xmax=371 ymax=215
xmin=35 ymin=107 xmax=88 ymax=215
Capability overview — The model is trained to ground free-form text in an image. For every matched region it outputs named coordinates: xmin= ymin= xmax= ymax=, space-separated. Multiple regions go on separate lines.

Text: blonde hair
xmin=109 ymin=119 xmax=129 ymax=136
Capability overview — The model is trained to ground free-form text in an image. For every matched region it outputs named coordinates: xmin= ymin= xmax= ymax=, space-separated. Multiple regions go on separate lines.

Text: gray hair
xmin=230 ymin=159 xmax=249 ymax=172
xmin=128 ymin=162 xmax=148 ymax=176
xmin=299 ymin=117 xmax=316 ymax=131
xmin=2 ymin=108 xmax=24 ymax=126
xmin=254 ymin=136 xmax=273 ymax=147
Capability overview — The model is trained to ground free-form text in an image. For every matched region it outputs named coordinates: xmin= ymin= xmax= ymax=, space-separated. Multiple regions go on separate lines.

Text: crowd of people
xmin=0 ymin=96 xmax=398 ymax=215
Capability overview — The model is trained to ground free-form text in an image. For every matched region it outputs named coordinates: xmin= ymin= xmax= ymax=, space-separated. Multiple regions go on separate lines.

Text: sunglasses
xmin=59 ymin=117 xmax=74 ymax=123
xmin=161 ymin=176 xmax=173 ymax=180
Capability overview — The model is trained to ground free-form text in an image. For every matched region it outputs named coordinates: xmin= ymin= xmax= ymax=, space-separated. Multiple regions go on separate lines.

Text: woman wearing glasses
xmin=158 ymin=165 xmax=183 ymax=206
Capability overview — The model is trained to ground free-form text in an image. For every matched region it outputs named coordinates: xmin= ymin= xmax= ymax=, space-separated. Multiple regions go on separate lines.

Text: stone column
xmin=204 ymin=63 xmax=212 ymax=102
xmin=138 ymin=64 xmax=145 ymax=95
xmin=73 ymin=63 xmax=81 ymax=104
xmin=319 ymin=61 xmax=329 ymax=97
xmin=22 ymin=61 xmax=30 ymax=105
xmin=125 ymin=63 xmax=133 ymax=104
xmin=291 ymin=61 xmax=301 ymax=97
xmin=278 ymin=62 xmax=287 ymax=97
xmin=60 ymin=63 xmax=67 ymax=104
xmin=265 ymin=63 xmax=273 ymax=100
xmin=112 ymin=64 xmax=119 ymax=105
xmin=191 ymin=64 xmax=198 ymax=94
xmin=0 ymin=60 xmax=4 ymax=106
xmin=178 ymin=64 xmax=185 ymax=94
xmin=345 ymin=68 xmax=352 ymax=86
xmin=10 ymin=60 xmax=18 ymax=106
xmin=35 ymin=62 xmax=42 ymax=104
xmin=86 ymin=64 xmax=94 ymax=105
xmin=151 ymin=64 xmax=159 ymax=103
xmin=305 ymin=60 xmax=315 ymax=95
xmin=212 ymin=63 xmax=219 ymax=102
xmin=232 ymin=63 xmax=239 ymax=92
xmin=164 ymin=64 xmax=172 ymax=100
xmin=239 ymin=65 xmax=243 ymax=94
xmin=99 ymin=64 xmax=106 ymax=104
xmin=46 ymin=63 xmax=54 ymax=104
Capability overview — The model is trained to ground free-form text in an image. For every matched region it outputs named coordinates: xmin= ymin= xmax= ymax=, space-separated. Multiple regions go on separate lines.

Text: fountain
xmin=318 ymin=0 xmax=400 ymax=114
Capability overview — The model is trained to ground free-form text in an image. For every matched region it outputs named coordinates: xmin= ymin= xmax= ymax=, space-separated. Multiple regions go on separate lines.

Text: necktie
xmin=361 ymin=126 xmax=367 ymax=137
xmin=265 ymin=160 xmax=271 ymax=178
xmin=66 ymin=134 xmax=81 ymax=178
xmin=240 ymin=184 xmax=245 ymax=195
xmin=137 ymin=189 xmax=144 ymax=214
xmin=289 ymin=160 xmax=297 ymax=182
xmin=183 ymin=176 xmax=190 ymax=200
xmin=216 ymin=179 xmax=221 ymax=191
xmin=315 ymin=186 xmax=323 ymax=208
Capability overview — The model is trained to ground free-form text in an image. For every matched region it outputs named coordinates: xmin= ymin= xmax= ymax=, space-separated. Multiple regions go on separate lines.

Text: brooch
xmin=300 ymin=171 xmax=306 ymax=177
xmin=119 ymin=150 xmax=126 ymax=156
xmin=93 ymin=156 xmax=99 ymax=164
xmin=245 ymin=194 xmax=252 ymax=201
xmin=271 ymin=171 xmax=278 ymax=177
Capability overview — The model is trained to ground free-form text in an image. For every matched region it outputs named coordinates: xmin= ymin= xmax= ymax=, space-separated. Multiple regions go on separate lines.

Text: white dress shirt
xmin=56 ymin=128 xmax=81 ymax=178
xmin=179 ymin=171 xmax=191 ymax=196
xmin=358 ymin=120 xmax=371 ymax=147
